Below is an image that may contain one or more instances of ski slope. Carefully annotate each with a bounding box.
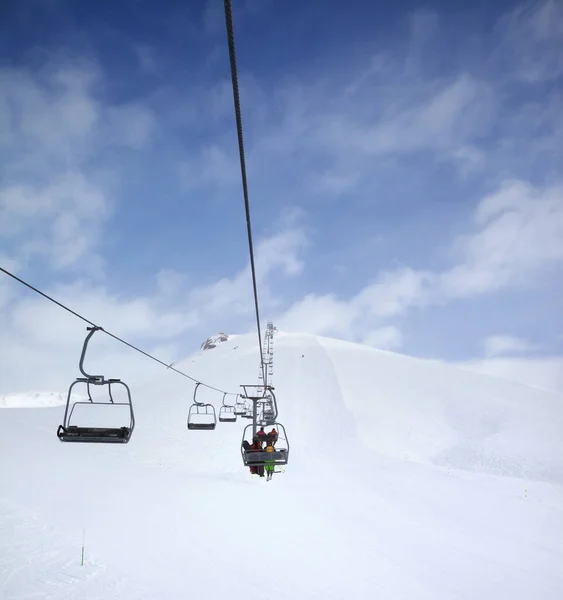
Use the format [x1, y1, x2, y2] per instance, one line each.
[1, 331, 562, 599]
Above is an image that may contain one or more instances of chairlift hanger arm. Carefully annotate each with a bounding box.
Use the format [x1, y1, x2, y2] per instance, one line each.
[79, 326, 104, 381]
[193, 381, 202, 405]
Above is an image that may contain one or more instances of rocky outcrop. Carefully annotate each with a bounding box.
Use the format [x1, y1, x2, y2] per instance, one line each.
[200, 333, 229, 350]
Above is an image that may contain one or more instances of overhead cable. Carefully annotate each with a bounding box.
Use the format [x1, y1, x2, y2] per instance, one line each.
[223, 0, 266, 381]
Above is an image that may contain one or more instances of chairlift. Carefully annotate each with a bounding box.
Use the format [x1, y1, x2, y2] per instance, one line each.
[218, 393, 237, 423]
[239, 397, 254, 419]
[234, 395, 246, 416]
[241, 422, 289, 467]
[262, 391, 278, 424]
[57, 327, 135, 444]
[219, 405, 237, 422]
[187, 382, 217, 430]
[263, 403, 275, 424]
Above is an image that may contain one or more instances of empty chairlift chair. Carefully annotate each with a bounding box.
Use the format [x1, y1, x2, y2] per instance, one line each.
[57, 326, 135, 444]
[218, 393, 237, 423]
[262, 402, 275, 425]
[187, 382, 217, 430]
[234, 395, 246, 416]
[259, 390, 278, 426]
[242, 404, 254, 419]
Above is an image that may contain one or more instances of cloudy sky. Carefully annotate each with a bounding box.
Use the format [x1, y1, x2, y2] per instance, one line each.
[1, 0, 562, 395]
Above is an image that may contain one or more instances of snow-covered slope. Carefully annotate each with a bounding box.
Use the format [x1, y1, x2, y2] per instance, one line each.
[1, 332, 562, 599]
[0, 391, 66, 408]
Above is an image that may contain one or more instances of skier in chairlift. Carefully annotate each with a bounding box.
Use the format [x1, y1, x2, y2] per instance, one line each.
[264, 440, 275, 481]
[267, 427, 278, 447]
[252, 437, 265, 477]
[257, 426, 267, 446]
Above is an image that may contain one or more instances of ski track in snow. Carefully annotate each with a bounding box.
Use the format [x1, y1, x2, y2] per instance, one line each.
[1, 331, 563, 599]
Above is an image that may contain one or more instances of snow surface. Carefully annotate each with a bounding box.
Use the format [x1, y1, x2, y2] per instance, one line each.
[1, 331, 563, 599]
[0, 391, 66, 408]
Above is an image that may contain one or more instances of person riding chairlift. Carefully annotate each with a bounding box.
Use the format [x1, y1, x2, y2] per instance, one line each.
[264, 440, 275, 481]
[243, 436, 261, 475]
[267, 427, 278, 447]
[256, 427, 267, 447]
[250, 436, 265, 477]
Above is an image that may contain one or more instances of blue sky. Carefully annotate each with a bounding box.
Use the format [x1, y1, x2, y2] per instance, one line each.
[1, 0, 563, 394]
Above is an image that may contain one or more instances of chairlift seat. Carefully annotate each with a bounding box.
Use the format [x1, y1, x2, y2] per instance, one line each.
[57, 425, 132, 443]
[243, 449, 287, 466]
[187, 393, 217, 431]
[219, 405, 237, 423]
[187, 422, 216, 431]
[219, 414, 237, 423]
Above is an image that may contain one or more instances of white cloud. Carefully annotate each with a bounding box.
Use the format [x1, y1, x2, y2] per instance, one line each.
[254, 228, 308, 278]
[0, 218, 309, 394]
[367, 75, 491, 154]
[408, 8, 440, 43]
[277, 178, 563, 344]
[0, 62, 101, 174]
[354, 268, 435, 318]
[179, 144, 239, 190]
[107, 103, 157, 150]
[156, 269, 188, 297]
[277, 293, 358, 337]
[362, 326, 403, 350]
[442, 180, 563, 297]
[276, 270, 428, 342]
[0, 173, 111, 272]
[458, 355, 563, 395]
[451, 145, 485, 176]
[310, 170, 360, 196]
[202, 0, 225, 35]
[495, 0, 563, 82]
[304, 73, 495, 185]
[188, 224, 309, 317]
[170, 0, 562, 206]
[181, 46, 499, 203]
[132, 44, 157, 74]
[483, 335, 535, 358]
[8, 282, 195, 345]
[0, 58, 158, 280]
[0, 60, 156, 170]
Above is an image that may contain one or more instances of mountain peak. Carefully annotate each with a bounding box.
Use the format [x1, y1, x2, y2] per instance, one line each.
[200, 332, 230, 350]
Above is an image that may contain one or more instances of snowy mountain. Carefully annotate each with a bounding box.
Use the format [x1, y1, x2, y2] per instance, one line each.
[1, 332, 562, 599]
[200, 332, 230, 350]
